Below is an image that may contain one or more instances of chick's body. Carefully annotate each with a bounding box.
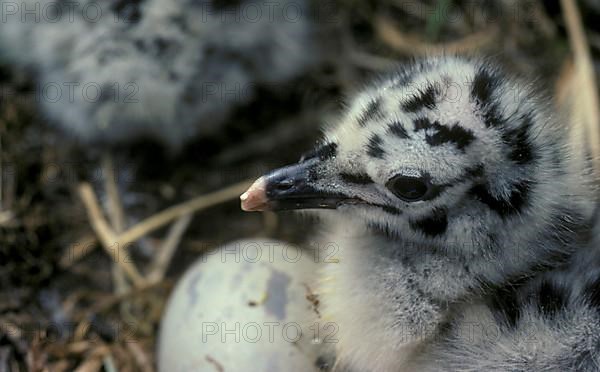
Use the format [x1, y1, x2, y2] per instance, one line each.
[0, 0, 315, 148]
[242, 56, 599, 371]
[161, 56, 599, 371]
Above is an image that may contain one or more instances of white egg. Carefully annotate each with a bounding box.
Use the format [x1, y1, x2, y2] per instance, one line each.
[158, 240, 327, 371]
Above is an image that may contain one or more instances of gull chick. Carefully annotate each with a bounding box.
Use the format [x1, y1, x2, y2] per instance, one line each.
[242, 56, 599, 371]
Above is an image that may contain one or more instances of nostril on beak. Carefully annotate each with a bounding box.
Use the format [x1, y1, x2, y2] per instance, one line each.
[275, 180, 294, 191]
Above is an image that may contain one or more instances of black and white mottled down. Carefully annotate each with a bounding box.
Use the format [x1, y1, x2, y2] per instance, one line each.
[0, 0, 315, 148]
[252, 56, 599, 371]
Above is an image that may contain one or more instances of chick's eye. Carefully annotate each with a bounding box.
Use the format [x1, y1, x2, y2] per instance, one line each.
[386, 175, 430, 202]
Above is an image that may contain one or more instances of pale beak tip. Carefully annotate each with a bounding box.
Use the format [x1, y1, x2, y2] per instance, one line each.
[240, 177, 268, 212]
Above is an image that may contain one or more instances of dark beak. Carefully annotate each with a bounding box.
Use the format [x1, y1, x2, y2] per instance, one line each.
[241, 159, 352, 211]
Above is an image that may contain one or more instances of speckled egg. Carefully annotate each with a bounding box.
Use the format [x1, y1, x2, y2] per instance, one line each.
[158, 240, 327, 371]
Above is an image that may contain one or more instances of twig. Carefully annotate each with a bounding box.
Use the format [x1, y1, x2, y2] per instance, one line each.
[125, 342, 154, 372]
[78, 183, 144, 286]
[116, 180, 251, 246]
[45, 341, 91, 357]
[146, 213, 193, 283]
[101, 153, 131, 323]
[375, 15, 499, 55]
[73, 356, 103, 372]
[79, 180, 250, 286]
[391, 0, 432, 21]
[59, 234, 97, 269]
[348, 50, 398, 71]
[84, 280, 172, 317]
[102, 154, 126, 233]
[555, 59, 590, 151]
[561, 0, 600, 174]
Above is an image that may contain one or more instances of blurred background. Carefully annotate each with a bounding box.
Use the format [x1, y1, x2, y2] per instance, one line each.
[0, 0, 599, 370]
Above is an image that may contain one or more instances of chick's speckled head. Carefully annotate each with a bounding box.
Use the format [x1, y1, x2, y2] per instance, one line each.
[242, 56, 593, 254]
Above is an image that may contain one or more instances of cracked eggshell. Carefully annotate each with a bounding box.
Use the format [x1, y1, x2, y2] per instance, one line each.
[158, 240, 323, 372]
